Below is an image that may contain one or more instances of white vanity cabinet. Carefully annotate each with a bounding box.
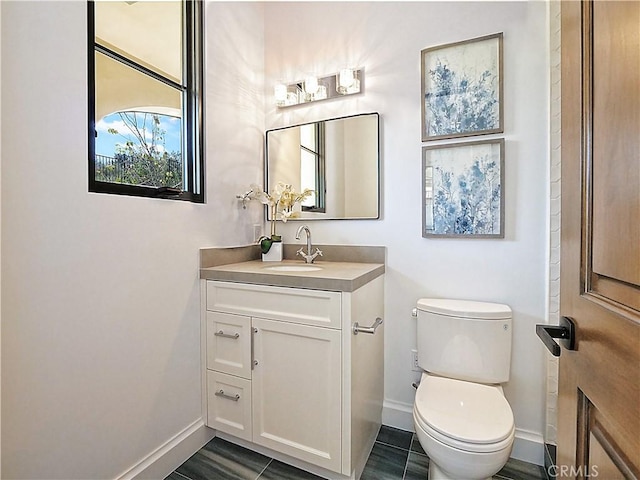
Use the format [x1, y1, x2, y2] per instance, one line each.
[201, 274, 384, 479]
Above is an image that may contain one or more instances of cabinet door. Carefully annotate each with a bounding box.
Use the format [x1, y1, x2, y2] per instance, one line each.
[252, 317, 342, 473]
[206, 311, 252, 379]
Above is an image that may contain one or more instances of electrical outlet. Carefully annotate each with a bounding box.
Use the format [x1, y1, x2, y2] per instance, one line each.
[411, 349, 420, 371]
[253, 224, 262, 242]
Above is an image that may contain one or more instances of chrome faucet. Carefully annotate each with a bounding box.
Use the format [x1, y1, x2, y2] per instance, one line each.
[295, 225, 323, 264]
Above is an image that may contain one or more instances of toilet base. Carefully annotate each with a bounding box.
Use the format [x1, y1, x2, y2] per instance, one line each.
[429, 461, 491, 480]
[413, 406, 513, 480]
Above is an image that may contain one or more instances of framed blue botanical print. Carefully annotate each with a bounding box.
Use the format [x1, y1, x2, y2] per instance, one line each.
[422, 139, 505, 238]
[421, 33, 503, 142]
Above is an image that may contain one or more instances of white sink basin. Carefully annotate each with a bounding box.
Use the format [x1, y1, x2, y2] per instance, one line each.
[264, 265, 323, 272]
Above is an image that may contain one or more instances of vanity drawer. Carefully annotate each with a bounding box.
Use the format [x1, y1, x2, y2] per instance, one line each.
[206, 281, 342, 329]
[206, 311, 252, 379]
[207, 371, 252, 441]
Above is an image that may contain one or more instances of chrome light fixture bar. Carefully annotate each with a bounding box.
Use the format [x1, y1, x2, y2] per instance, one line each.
[275, 68, 363, 108]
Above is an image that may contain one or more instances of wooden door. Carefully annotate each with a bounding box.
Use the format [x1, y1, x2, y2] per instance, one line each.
[559, 1, 640, 479]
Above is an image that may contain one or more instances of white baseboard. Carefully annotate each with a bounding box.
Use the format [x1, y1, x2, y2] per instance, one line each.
[510, 428, 545, 466]
[381, 399, 415, 432]
[115, 419, 215, 480]
[382, 400, 545, 466]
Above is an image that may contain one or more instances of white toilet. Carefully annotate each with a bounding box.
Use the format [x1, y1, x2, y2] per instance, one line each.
[413, 298, 515, 480]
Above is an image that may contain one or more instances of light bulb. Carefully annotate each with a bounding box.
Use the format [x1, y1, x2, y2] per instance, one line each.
[339, 68, 355, 89]
[304, 75, 319, 95]
[315, 85, 328, 100]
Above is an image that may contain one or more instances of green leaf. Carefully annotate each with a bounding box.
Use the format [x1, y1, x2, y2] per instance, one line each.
[260, 237, 273, 254]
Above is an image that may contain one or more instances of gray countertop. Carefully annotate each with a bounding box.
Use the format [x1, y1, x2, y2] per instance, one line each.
[200, 259, 385, 292]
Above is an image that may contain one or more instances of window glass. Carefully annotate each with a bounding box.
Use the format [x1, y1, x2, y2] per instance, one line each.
[95, 111, 183, 188]
[94, 51, 183, 188]
[94, 51, 182, 122]
[94, 1, 182, 83]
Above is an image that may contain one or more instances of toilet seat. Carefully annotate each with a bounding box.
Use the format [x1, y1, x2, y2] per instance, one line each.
[414, 373, 515, 453]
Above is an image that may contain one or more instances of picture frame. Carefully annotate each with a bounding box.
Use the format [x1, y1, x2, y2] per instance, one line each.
[422, 138, 505, 238]
[421, 33, 503, 142]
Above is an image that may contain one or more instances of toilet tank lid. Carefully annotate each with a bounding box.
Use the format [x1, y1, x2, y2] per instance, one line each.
[417, 298, 511, 320]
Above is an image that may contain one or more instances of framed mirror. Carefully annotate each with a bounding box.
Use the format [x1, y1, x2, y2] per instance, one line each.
[265, 113, 380, 220]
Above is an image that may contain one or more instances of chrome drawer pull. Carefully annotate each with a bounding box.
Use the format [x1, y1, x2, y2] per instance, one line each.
[214, 330, 239, 339]
[353, 317, 383, 335]
[214, 389, 240, 401]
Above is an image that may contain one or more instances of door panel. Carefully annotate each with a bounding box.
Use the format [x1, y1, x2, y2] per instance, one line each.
[588, 434, 625, 480]
[559, 1, 640, 478]
[590, 0, 640, 310]
[251, 317, 342, 472]
[591, 1, 640, 290]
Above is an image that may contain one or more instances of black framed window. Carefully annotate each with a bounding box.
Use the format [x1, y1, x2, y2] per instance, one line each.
[88, 0, 204, 202]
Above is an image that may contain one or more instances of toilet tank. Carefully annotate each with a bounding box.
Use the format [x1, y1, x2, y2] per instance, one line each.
[416, 298, 512, 384]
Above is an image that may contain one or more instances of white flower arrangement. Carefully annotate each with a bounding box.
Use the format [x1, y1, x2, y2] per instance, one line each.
[248, 182, 314, 252]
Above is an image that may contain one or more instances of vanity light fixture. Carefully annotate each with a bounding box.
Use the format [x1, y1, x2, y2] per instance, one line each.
[275, 67, 364, 108]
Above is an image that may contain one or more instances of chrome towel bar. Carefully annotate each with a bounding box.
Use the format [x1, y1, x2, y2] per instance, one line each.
[353, 317, 383, 335]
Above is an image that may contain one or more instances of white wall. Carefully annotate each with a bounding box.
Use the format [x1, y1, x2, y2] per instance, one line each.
[0, 2, 264, 479]
[264, 1, 549, 464]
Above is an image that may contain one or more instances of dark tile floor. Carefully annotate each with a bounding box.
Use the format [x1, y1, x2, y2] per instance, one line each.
[167, 425, 547, 480]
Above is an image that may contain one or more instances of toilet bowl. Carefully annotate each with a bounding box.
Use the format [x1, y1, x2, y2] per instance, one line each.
[413, 373, 515, 480]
